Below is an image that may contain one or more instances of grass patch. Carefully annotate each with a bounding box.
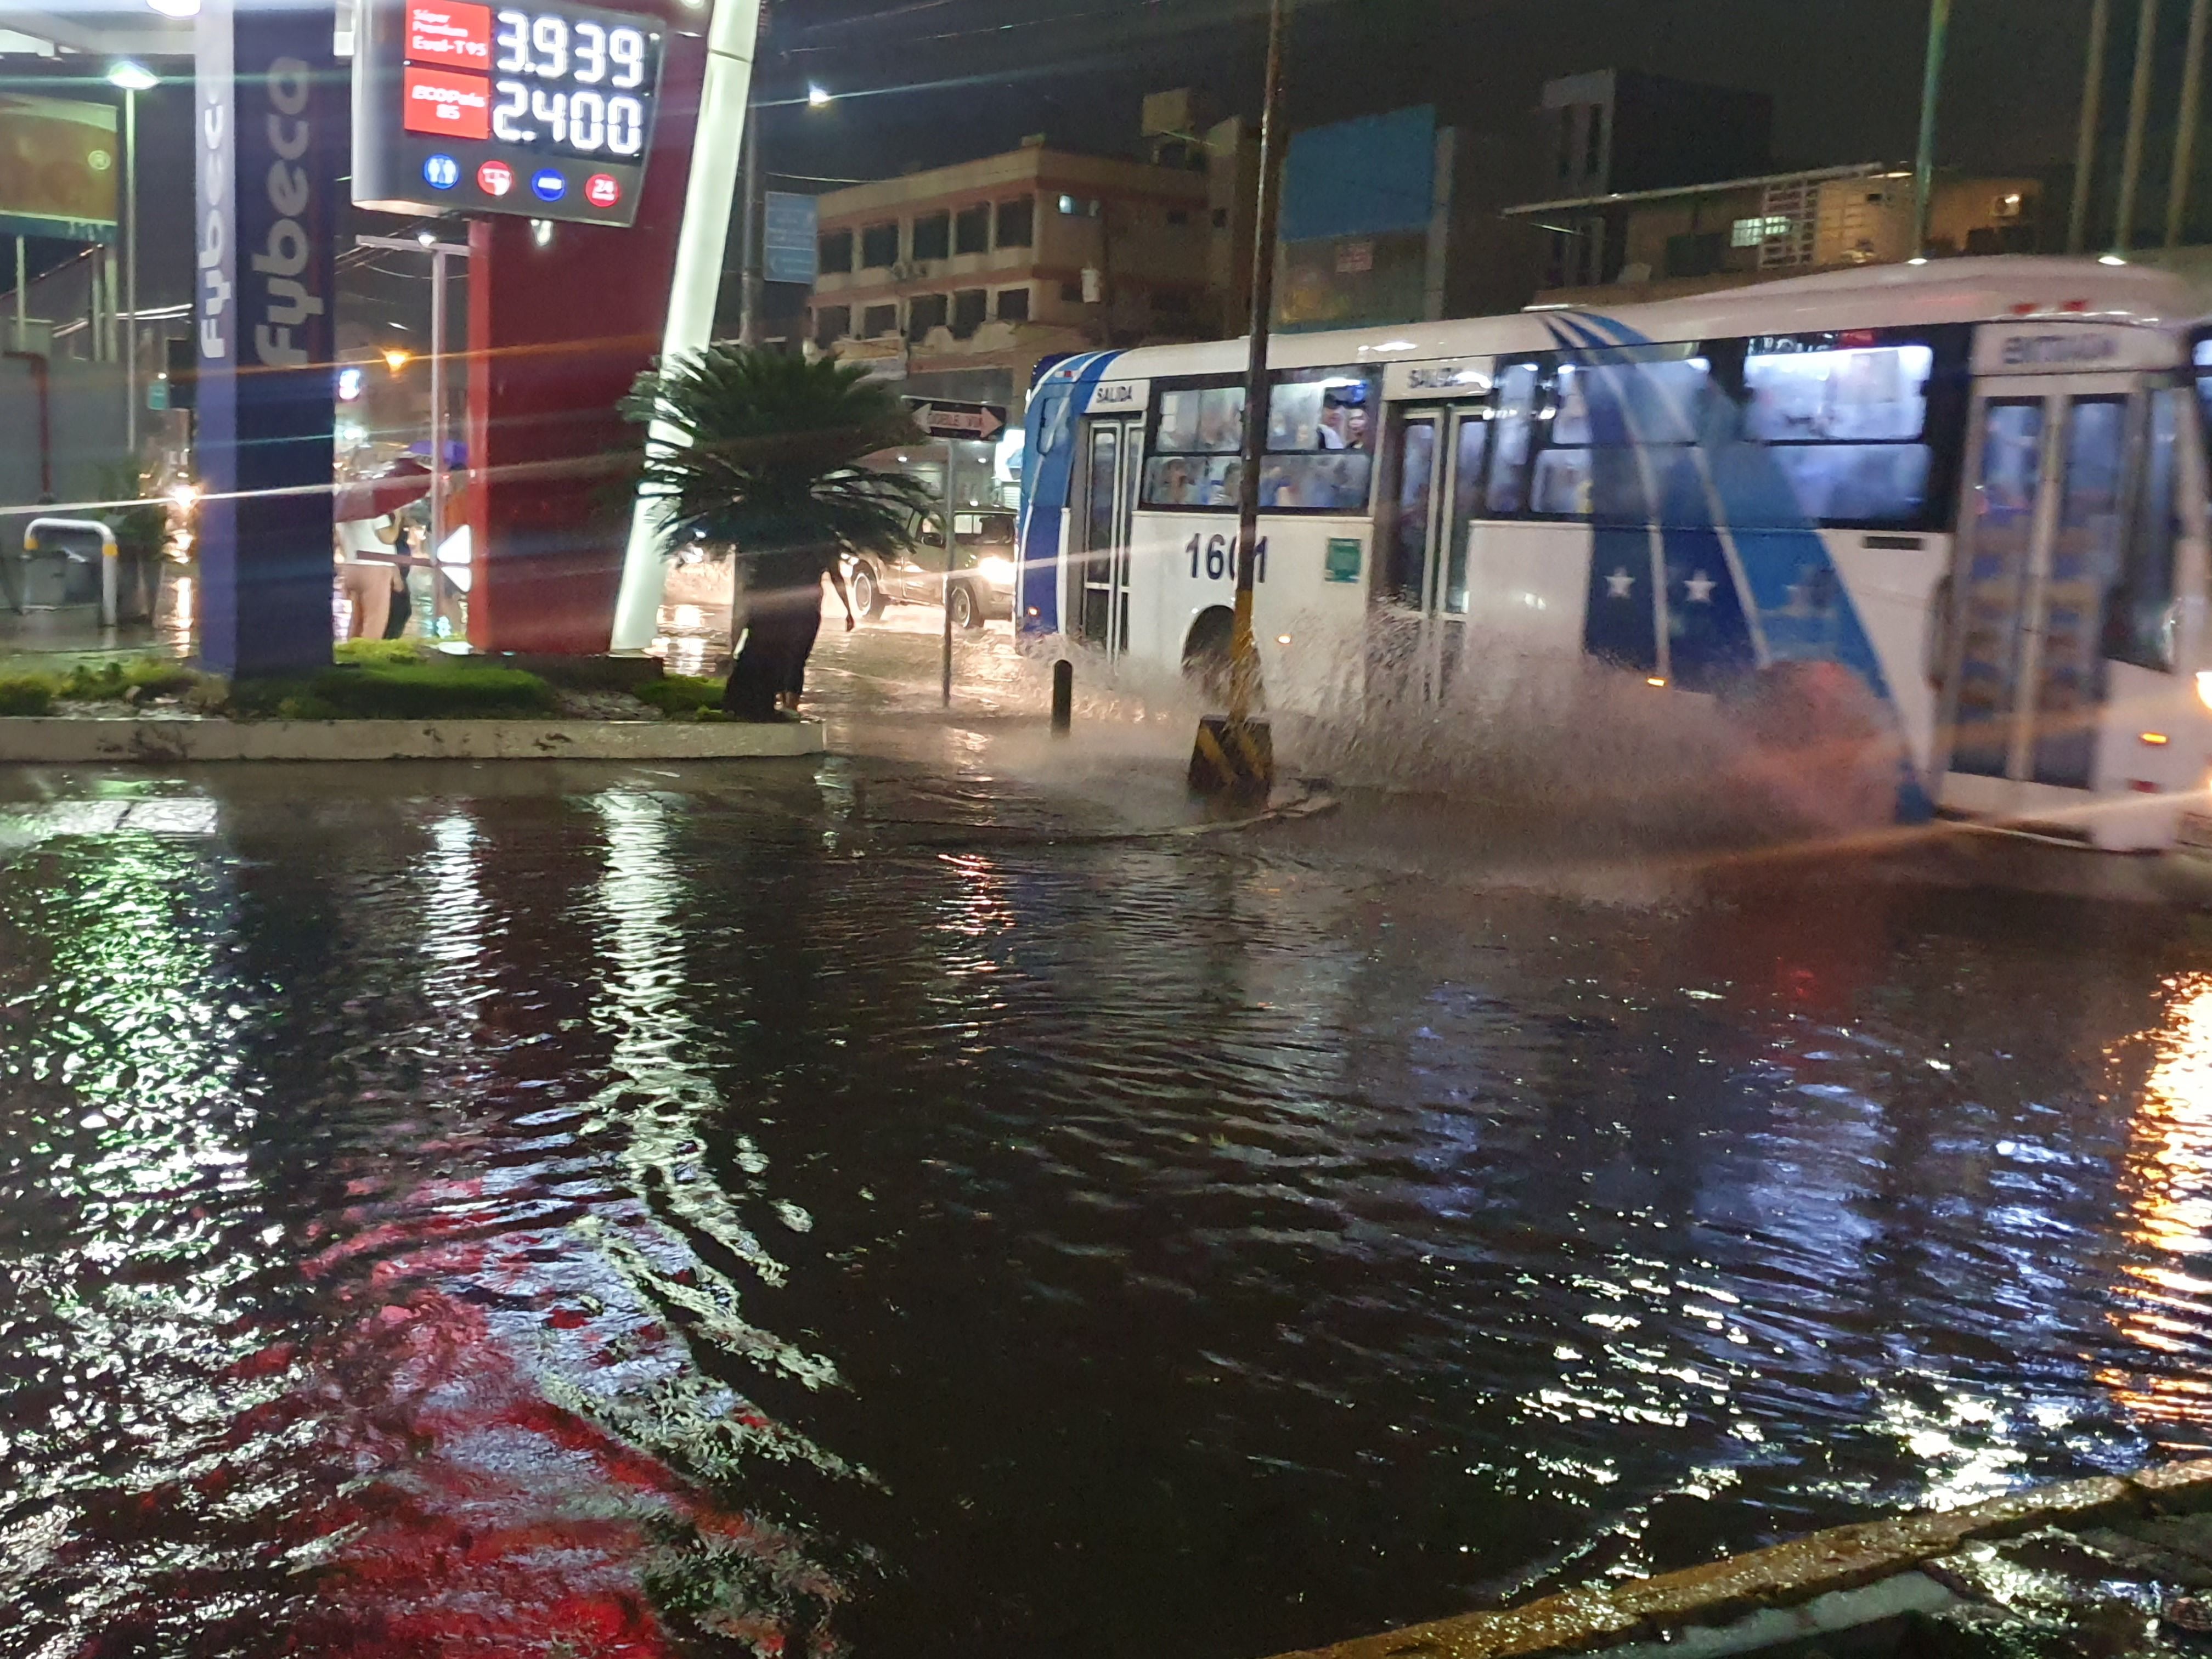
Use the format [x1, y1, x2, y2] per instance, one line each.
[58, 658, 201, 701]
[0, 675, 55, 716]
[334, 637, 434, 667]
[229, 659, 558, 721]
[633, 674, 724, 718]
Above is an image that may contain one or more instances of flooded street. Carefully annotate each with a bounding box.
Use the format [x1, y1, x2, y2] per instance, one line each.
[9, 620, 2212, 1658]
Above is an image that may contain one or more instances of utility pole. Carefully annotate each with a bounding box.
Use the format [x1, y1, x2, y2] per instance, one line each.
[2071, 0, 2113, 252]
[737, 0, 768, 346]
[1912, 0, 1952, 253]
[1191, 0, 1287, 795]
[2170, 0, 2211, 246]
[2115, 0, 2161, 252]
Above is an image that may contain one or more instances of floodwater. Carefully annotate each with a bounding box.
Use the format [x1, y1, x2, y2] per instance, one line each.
[11, 652, 2212, 1658]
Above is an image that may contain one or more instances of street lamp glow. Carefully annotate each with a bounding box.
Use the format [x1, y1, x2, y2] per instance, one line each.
[382, 347, 411, 372]
[416, 229, 437, 247]
[2101, 252, 2129, 266]
[106, 61, 159, 92]
[808, 84, 833, 108]
[144, 0, 199, 15]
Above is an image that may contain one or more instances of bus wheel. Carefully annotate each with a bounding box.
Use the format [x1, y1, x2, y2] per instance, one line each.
[1183, 608, 1235, 706]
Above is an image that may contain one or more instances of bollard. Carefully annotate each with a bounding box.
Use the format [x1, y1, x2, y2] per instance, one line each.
[1052, 658, 1073, 733]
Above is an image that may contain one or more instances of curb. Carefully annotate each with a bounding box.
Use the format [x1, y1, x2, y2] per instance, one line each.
[0, 717, 825, 764]
[1267, 1463, 2212, 1659]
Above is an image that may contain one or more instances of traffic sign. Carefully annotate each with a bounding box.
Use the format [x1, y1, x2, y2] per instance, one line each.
[906, 399, 1007, 441]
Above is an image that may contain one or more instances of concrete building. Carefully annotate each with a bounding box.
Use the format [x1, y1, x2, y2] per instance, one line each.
[807, 99, 1244, 414]
[1503, 165, 2042, 306]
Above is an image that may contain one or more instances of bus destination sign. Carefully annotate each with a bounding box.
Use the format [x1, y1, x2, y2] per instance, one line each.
[352, 0, 665, 228]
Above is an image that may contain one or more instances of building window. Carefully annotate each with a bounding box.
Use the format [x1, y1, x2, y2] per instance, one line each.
[1166, 208, 1189, 227]
[860, 222, 899, 269]
[1583, 103, 1604, 178]
[952, 288, 988, 338]
[1212, 207, 1229, 230]
[955, 203, 991, 255]
[911, 210, 950, 262]
[1057, 193, 1102, 217]
[907, 294, 948, 339]
[863, 303, 899, 338]
[996, 195, 1034, 247]
[817, 230, 853, 274]
[1731, 215, 1796, 248]
[814, 305, 851, 346]
[995, 286, 1030, 323]
[1060, 280, 1084, 303]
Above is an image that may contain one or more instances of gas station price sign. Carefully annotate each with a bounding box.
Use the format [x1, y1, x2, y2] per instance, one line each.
[353, 0, 665, 227]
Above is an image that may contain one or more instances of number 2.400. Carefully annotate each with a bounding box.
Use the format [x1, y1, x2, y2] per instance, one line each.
[1187, 534, 1267, 582]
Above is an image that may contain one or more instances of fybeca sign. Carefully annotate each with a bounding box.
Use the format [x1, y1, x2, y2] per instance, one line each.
[196, 0, 340, 677]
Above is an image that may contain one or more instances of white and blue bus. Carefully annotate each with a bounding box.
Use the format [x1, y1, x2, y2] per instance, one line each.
[1016, 256, 2212, 850]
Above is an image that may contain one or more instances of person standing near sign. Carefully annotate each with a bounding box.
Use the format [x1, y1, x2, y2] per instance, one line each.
[335, 513, 404, 640]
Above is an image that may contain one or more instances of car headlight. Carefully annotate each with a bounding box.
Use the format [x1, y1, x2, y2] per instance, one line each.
[976, 555, 1015, 588]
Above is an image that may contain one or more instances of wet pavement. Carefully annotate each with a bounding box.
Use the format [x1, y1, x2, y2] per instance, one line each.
[12, 614, 2212, 1659]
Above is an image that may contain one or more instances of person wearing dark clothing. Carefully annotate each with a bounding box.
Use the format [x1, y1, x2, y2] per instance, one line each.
[724, 547, 854, 721]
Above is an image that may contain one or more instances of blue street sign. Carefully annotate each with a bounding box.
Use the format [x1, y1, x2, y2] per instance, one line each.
[423, 154, 460, 190]
[194, 0, 340, 678]
[764, 191, 819, 285]
[531, 169, 566, 202]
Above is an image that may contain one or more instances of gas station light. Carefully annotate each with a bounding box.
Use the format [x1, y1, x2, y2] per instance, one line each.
[106, 61, 159, 92]
[808, 84, 833, 108]
[144, 0, 198, 14]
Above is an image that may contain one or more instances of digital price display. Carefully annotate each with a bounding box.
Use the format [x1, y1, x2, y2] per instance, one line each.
[352, 0, 665, 228]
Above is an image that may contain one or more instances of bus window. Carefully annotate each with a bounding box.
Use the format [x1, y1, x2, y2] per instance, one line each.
[1739, 331, 1944, 528]
[1486, 362, 1541, 514]
[1142, 368, 1379, 513]
[2107, 386, 2181, 673]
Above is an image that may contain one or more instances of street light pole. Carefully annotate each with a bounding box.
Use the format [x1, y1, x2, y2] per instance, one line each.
[1231, 0, 1288, 732]
[1912, 0, 1951, 254]
[2070, 0, 2113, 252]
[1190, 0, 1287, 795]
[2115, 0, 2160, 252]
[123, 85, 137, 464]
[106, 64, 158, 466]
[738, 99, 763, 346]
[2169, 0, 2211, 246]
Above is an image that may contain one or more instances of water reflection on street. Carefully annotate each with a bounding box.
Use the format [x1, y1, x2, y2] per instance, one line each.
[9, 757, 2212, 1659]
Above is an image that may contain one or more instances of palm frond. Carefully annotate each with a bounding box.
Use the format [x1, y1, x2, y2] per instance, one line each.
[623, 347, 935, 563]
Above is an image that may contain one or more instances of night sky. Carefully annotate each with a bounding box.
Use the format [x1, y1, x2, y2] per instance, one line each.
[759, 0, 2103, 190]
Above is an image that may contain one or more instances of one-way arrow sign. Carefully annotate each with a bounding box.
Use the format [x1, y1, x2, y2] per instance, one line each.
[906, 399, 1007, 442]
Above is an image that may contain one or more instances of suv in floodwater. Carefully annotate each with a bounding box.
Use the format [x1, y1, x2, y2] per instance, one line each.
[845, 509, 1017, 631]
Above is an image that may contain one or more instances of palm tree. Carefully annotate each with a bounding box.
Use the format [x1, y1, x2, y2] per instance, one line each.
[624, 347, 931, 717]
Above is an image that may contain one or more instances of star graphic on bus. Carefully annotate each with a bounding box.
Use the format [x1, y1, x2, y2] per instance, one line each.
[1685, 571, 1716, 603]
[1606, 568, 1635, 599]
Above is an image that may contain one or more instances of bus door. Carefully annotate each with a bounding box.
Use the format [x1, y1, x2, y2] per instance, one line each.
[1073, 415, 1143, 656]
[1936, 371, 2191, 823]
[1380, 403, 1491, 698]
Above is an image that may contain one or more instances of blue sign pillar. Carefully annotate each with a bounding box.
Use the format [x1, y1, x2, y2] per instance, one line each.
[195, 0, 341, 678]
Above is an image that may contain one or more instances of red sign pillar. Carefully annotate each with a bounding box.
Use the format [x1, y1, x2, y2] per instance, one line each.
[463, 3, 707, 655]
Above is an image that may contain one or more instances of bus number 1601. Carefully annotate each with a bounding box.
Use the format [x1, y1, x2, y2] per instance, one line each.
[1187, 534, 1267, 583]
